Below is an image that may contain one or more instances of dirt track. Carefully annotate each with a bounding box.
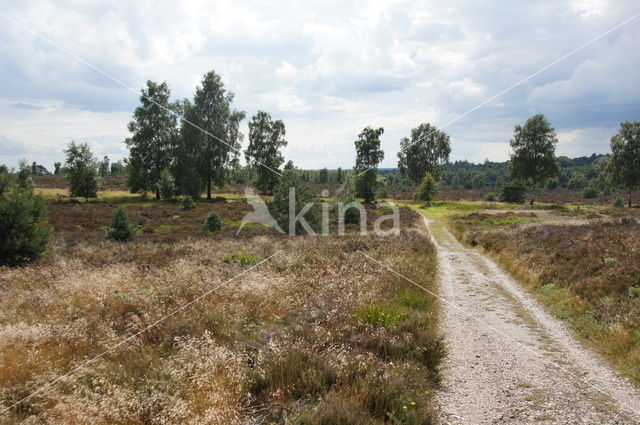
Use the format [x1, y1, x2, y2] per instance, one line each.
[422, 216, 640, 424]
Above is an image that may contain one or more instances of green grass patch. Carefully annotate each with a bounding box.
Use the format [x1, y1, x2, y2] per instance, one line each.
[355, 303, 405, 328]
[222, 252, 261, 267]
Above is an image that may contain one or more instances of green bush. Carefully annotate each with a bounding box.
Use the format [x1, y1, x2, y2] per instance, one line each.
[500, 180, 526, 203]
[202, 212, 222, 233]
[0, 186, 53, 265]
[270, 170, 319, 234]
[106, 207, 138, 242]
[158, 169, 176, 199]
[181, 195, 196, 210]
[414, 173, 438, 202]
[614, 196, 625, 208]
[582, 186, 599, 199]
[484, 192, 497, 202]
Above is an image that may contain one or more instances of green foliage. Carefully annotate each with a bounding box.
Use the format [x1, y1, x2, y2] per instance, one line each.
[64, 141, 100, 200]
[354, 127, 385, 203]
[158, 169, 176, 199]
[336, 167, 344, 184]
[317, 167, 329, 184]
[398, 122, 451, 184]
[336, 175, 361, 224]
[106, 207, 138, 242]
[0, 182, 53, 266]
[509, 114, 560, 187]
[222, 252, 261, 266]
[484, 192, 497, 202]
[582, 186, 599, 199]
[53, 162, 62, 175]
[500, 180, 527, 203]
[414, 173, 439, 202]
[16, 159, 34, 189]
[245, 110, 287, 194]
[609, 121, 640, 207]
[270, 170, 319, 234]
[99, 156, 110, 177]
[181, 195, 197, 210]
[202, 211, 222, 233]
[567, 172, 587, 189]
[613, 196, 625, 208]
[180, 71, 245, 199]
[127, 80, 179, 199]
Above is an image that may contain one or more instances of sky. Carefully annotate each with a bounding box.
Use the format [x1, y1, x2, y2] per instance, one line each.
[0, 0, 639, 171]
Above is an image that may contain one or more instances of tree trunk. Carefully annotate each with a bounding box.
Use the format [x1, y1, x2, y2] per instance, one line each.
[156, 188, 160, 200]
[629, 190, 633, 208]
[207, 178, 212, 199]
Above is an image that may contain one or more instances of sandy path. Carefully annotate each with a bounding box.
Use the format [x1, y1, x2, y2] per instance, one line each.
[422, 216, 640, 424]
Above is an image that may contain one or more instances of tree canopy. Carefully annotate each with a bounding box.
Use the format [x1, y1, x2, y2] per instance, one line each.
[245, 110, 287, 195]
[609, 121, 640, 207]
[509, 114, 560, 187]
[354, 126, 385, 203]
[398, 123, 451, 184]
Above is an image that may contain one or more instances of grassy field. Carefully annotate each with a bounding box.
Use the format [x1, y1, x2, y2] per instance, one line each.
[0, 195, 444, 424]
[416, 200, 640, 385]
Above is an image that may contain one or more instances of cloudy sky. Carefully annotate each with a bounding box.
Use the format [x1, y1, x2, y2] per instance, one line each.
[0, 0, 639, 170]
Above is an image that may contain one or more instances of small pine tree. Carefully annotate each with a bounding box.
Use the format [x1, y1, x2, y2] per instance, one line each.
[181, 195, 197, 210]
[106, 207, 138, 242]
[65, 142, 100, 200]
[500, 180, 527, 203]
[414, 173, 439, 202]
[202, 212, 222, 233]
[16, 159, 34, 189]
[159, 169, 176, 199]
[0, 184, 53, 265]
[484, 192, 497, 202]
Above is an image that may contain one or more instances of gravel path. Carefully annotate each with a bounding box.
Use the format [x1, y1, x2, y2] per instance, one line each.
[422, 216, 640, 424]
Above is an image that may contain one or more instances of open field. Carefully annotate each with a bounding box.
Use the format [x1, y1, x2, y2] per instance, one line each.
[415, 200, 640, 386]
[0, 196, 444, 424]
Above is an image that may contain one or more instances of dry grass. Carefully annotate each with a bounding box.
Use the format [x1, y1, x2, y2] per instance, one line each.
[449, 210, 640, 384]
[0, 199, 443, 424]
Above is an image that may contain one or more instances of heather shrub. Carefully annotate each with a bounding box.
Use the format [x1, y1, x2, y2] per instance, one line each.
[106, 207, 138, 241]
[0, 186, 53, 265]
[202, 211, 222, 233]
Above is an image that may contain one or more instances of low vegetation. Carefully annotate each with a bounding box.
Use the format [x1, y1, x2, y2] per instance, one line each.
[0, 196, 443, 424]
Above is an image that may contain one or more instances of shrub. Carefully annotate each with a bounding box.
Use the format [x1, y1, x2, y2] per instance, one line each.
[181, 195, 197, 210]
[500, 180, 526, 203]
[336, 176, 362, 225]
[106, 207, 138, 242]
[414, 173, 438, 202]
[614, 196, 625, 208]
[159, 169, 176, 199]
[582, 186, 599, 199]
[202, 212, 222, 233]
[0, 186, 53, 265]
[484, 192, 497, 202]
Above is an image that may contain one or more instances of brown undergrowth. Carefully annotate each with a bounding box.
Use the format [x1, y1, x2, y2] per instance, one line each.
[449, 210, 640, 385]
[0, 201, 443, 424]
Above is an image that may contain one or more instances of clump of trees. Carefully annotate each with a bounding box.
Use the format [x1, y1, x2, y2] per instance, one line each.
[0, 169, 53, 265]
[398, 122, 451, 201]
[508, 114, 559, 203]
[269, 170, 319, 234]
[245, 111, 287, 195]
[609, 121, 640, 207]
[354, 127, 385, 203]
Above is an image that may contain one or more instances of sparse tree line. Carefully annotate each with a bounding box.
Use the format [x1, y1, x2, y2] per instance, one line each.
[1, 76, 639, 266]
